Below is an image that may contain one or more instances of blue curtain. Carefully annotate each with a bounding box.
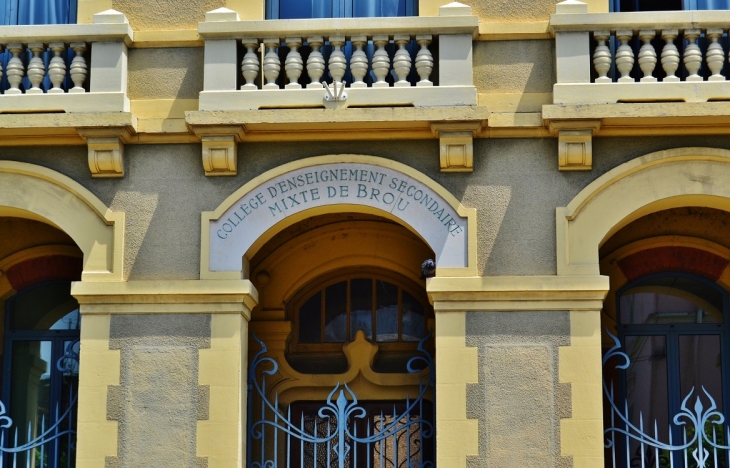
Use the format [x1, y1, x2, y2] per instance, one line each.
[695, 0, 730, 9]
[0, 0, 76, 25]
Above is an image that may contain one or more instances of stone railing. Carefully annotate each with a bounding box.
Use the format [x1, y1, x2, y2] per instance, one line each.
[197, 4, 478, 110]
[550, 0, 730, 104]
[0, 9, 132, 113]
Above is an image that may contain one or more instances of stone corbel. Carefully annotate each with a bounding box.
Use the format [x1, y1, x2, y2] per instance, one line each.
[191, 125, 245, 176]
[549, 120, 601, 171]
[78, 127, 133, 178]
[431, 121, 483, 173]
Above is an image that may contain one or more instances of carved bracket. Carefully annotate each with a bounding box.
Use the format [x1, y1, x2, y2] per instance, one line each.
[190, 125, 245, 176]
[78, 127, 132, 178]
[431, 121, 483, 173]
[549, 120, 601, 171]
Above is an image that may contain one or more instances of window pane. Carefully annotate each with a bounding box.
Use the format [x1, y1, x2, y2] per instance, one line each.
[9, 341, 52, 467]
[623, 336, 671, 452]
[325, 282, 347, 342]
[620, 276, 724, 325]
[376, 281, 398, 342]
[402, 290, 424, 341]
[299, 291, 322, 343]
[679, 334, 723, 412]
[11, 283, 79, 330]
[350, 279, 372, 340]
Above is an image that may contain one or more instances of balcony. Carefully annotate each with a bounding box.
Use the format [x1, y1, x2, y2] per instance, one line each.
[0, 9, 131, 113]
[187, 4, 487, 176]
[195, 5, 478, 111]
[550, 1, 730, 105]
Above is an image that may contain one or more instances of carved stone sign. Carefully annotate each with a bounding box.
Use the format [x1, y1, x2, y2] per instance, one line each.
[209, 162, 468, 271]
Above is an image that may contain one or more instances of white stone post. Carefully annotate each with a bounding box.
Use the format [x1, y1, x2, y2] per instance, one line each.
[707, 29, 725, 81]
[284, 37, 303, 89]
[415, 35, 434, 87]
[438, 2, 473, 86]
[638, 31, 657, 82]
[5, 44, 24, 95]
[201, 8, 240, 92]
[371, 36, 391, 88]
[89, 10, 129, 96]
[393, 35, 412, 87]
[69, 43, 88, 93]
[684, 29, 702, 82]
[554, 0, 591, 84]
[241, 39, 260, 90]
[26, 43, 46, 94]
[328, 36, 347, 83]
[262, 38, 281, 89]
[592, 32, 611, 83]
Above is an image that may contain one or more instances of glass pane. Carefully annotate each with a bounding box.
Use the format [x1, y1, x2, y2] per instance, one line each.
[376, 281, 398, 342]
[8, 341, 52, 467]
[350, 279, 372, 340]
[59, 340, 79, 468]
[402, 290, 425, 341]
[623, 336, 670, 444]
[620, 276, 724, 325]
[325, 282, 347, 342]
[10, 283, 79, 330]
[679, 334, 723, 412]
[51, 308, 80, 331]
[299, 291, 322, 343]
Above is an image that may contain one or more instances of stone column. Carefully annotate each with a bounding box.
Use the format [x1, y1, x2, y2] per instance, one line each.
[72, 279, 258, 468]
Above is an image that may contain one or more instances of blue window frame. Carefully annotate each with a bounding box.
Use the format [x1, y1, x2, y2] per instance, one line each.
[267, 0, 417, 19]
[1, 281, 80, 467]
[610, 272, 730, 466]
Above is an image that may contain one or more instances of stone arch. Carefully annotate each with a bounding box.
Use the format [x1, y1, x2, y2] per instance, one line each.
[0, 161, 124, 281]
[557, 147, 730, 277]
[202, 155, 477, 279]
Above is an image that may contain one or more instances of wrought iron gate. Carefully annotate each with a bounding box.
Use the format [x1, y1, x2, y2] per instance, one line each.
[247, 335, 435, 468]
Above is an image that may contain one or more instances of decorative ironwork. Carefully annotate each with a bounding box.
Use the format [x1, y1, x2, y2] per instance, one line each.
[0, 339, 79, 468]
[247, 333, 435, 468]
[604, 330, 730, 467]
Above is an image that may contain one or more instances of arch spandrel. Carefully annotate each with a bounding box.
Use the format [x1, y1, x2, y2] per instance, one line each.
[0, 161, 123, 281]
[202, 155, 477, 279]
[558, 147, 730, 277]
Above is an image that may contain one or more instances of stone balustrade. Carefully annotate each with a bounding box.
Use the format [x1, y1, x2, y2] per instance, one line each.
[550, 0, 730, 104]
[0, 9, 132, 113]
[198, 5, 478, 110]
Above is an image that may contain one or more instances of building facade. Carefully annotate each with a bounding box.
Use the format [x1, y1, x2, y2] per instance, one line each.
[1, 0, 730, 466]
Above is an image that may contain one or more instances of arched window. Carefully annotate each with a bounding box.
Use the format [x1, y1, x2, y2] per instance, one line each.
[605, 272, 730, 466]
[1, 281, 80, 466]
[290, 269, 431, 354]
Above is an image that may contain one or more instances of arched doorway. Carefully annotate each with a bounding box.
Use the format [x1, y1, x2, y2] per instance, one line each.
[599, 207, 730, 467]
[247, 212, 437, 467]
[557, 148, 730, 467]
[0, 217, 83, 466]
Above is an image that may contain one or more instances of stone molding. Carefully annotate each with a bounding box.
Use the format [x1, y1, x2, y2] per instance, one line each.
[548, 120, 600, 171]
[431, 121, 483, 173]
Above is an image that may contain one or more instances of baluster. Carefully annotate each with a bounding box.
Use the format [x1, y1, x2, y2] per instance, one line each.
[6, 44, 24, 94]
[69, 43, 87, 93]
[661, 30, 680, 82]
[47, 43, 67, 93]
[593, 31, 612, 83]
[707, 29, 725, 81]
[615, 31, 635, 82]
[307, 36, 325, 88]
[263, 38, 281, 89]
[638, 30, 657, 82]
[27, 43, 46, 94]
[393, 35, 412, 87]
[350, 36, 368, 88]
[0, 46, 4, 88]
[285, 37, 303, 89]
[415, 34, 433, 86]
[241, 39, 260, 90]
[684, 29, 702, 81]
[328, 36, 346, 83]
[372, 35, 390, 88]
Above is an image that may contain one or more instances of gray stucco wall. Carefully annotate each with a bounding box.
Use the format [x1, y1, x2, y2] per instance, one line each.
[465, 311, 572, 467]
[106, 314, 211, 468]
[6, 136, 730, 280]
[128, 48, 205, 100]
